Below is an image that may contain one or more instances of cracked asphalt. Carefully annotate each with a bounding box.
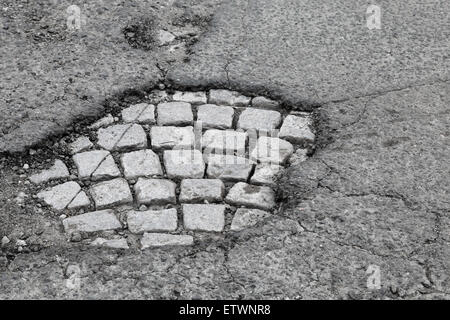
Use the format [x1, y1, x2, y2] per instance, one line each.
[1, 0, 449, 299]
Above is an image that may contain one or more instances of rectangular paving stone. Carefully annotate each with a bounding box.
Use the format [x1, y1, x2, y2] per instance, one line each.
[134, 178, 177, 205]
[251, 96, 279, 109]
[120, 149, 163, 179]
[209, 89, 251, 107]
[197, 104, 234, 129]
[202, 129, 247, 153]
[163, 149, 205, 179]
[206, 154, 254, 182]
[63, 209, 122, 234]
[237, 108, 282, 131]
[141, 233, 194, 248]
[250, 136, 294, 164]
[250, 163, 283, 186]
[73, 150, 121, 181]
[90, 237, 129, 249]
[121, 103, 156, 124]
[279, 114, 315, 143]
[173, 91, 207, 105]
[183, 204, 225, 232]
[179, 179, 225, 203]
[231, 208, 270, 231]
[157, 102, 193, 126]
[127, 208, 178, 233]
[90, 178, 133, 209]
[150, 126, 194, 150]
[225, 182, 276, 210]
[37, 181, 83, 211]
[30, 159, 70, 184]
[97, 124, 147, 151]
[70, 136, 93, 154]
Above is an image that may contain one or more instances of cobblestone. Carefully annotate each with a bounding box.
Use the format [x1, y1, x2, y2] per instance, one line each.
[202, 129, 247, 153]
[237, 108, 282, 131]
[120, 149, 163, 179]
[73, 150, 121, 180]
[209, 89, 251, 107]
[197, 104, 234, 129]
[183, 204, 225, 232]
[251, 96, 279, 109]
[173, 91, 207, 105]
[163, 149, 205, 179]
[206, 154, 254, 181]
[90, 237, 129, 249]
[90, 178, 133, 209]
[70, 136, 93, 154]
[29, 159, 70, 184]
[141, 233, 194, 248]
[89, 114, 115, 129]
[225, 182, 276, 210]
[230, 208, 271, 231]
[97, 124, 147, 151]
[179, 179, 225, 203]
[157, 102, 193, 126]
[250, 136, 294, 164]
[250, 163, 283, 186]
[67, 191, 91, 210]
[279, 114, 315, 144]
[121, 103, 156, 124]
[62, 209, 121, 234]
[134, 178, 177, 205]
[150, 126, 194, 149]
[37, 181, 86, 211]
[127, 208, 178, 233]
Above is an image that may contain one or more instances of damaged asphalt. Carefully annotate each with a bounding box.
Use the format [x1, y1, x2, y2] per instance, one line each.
[1, 0, 449, 299]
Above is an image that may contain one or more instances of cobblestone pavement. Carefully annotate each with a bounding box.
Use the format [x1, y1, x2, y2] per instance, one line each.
[27, 89, 315, 250]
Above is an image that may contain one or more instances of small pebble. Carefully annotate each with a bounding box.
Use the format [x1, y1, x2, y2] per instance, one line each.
[23, 164, 29, 170]
[1, 236, 10, 247]
[16, 239, 27, 247]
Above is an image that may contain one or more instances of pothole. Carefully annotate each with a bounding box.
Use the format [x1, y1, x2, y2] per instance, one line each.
[20, 88, 316, 250]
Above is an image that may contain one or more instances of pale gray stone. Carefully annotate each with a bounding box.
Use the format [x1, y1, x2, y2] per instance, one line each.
[127, 208, 177, 233]
[150, 126, 195, 150]
[67, 191, 91, 210]
[163, 149, 205, 179]
[1, 236, 10, 247]
[70, 136, 93, 154]
[202, 129, 247, 153]
[209, 89, 251, 107]
[237, 108, 282, 131]
[37, 181, 83, 211]
[197, 104, 234, 129]
[231, 208, 271, 231]
[206, 154, 254, 181]
[179, 179, 225, 203]
[157, 102, 193, 126]
[89, 114, 115, 129]
[173, 91, 207, 105]
[120, 149, 163, 179]
[251, 96, 279, 109]
[288, 148, 309, 165]
[158, 29, 176, 46]
[73, 150, 121, 180]
[97, 124, 147, 151]
[182, 204, 225, 232]
[90, 237, 129, 249]
[30, 159, 70, 184]
[62, 209, 121, 233]
[279, 114, 315, 143]
[250, 136, 294, 164]
[134, 178, 177, 205]
[90, 178, 133, 209]
[141, 233, 193, 248]
[225, 182, 276, 210]
[250, 163, 283, 186]
[121, 103, 156, 124]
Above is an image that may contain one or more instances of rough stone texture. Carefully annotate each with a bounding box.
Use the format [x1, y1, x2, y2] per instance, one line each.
[225, 182, 276, 210]
[90, 178, 133, 209]
[250, 164, 283, 186]
[202, 129, 247, 153]
[69, 137, 93, 154]
[163, 150, 205, 179]
[62, 210, 121, 234]
[206, 154, 254, 181]
[134, 178, 177, 205]
[179, 179, 225, 203]
[173, 91, 207, 105]
[288, 148, 309, 166]
[183, 204, 226, 232]
[251, 96, 279, 109]
[231, 208, 271, 231]
[250, 136, 294, 164]
[127, 209, 178, 233]
[37, 181, 84, 211]
[121, 103, 156, 124]
[67, 192, 91, 210]
[73, 150, 121, 181]
[209, 89, 251, 107]
[141, 233, 194, 249]
[237, 108, 282, 131]
[89, 114, 115, 130]
[29, 159, 70, 184]
[157, 102, 193, 126]
[279, 114, 315, 144]
[120, 150, 163, 179]
[97, 124, 147, 151]
[197, 104, 234, 129]
[150, 126, 195, 150]
[90, 237, 129, 249]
